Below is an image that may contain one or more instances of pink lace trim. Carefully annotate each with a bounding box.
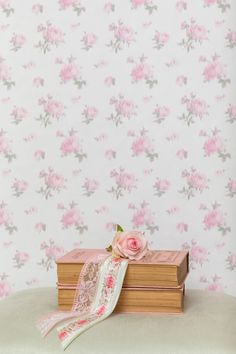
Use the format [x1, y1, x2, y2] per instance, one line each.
[57, 256, 128, 349]
[36, 253, 108, 337]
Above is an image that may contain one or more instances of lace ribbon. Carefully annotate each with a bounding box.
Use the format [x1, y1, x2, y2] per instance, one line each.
[36, 254, 128, 350]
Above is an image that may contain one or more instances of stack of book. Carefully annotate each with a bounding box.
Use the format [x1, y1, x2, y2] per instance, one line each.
[56, 249, 189, 313]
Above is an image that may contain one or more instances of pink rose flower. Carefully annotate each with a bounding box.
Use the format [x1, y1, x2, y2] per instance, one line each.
[61, 135, 80, 155]
[58, 0, 78, 9]
[186, 99, 207, 117]
[106, 275, 114, 288]
[226, 30, 236, 45]
[43, 26, 64, 44]
[112, 230, 148, 260]
[61, 208, 82, 227]
[115, 172, 136, 190]
[204, 136, 224, 155]
[96, 305, 106, 316]
[176, 75, 187, 86]
[203, 61, 224, 81]
[206, 283, 224, 292]
[154, 179, 170, 191]
[45, 172, 65, 189]
[176, 149, 188, 159]
[131, 0, 145, 7]
[132, 136, 151, 155]
[204, 209, 224, 229]
[0, 280, 12, 298]
[204, 0, 217, 5]
[228, 180, 236, 193]
[45, 245, 64, 259]
[132, 207, 153, 228]
[58, 330, 68, 341]
[154, 105, 170, 118]
[82, 33, 97, 47]
[44, 99, 64, 118]
[187, 173, 208, 190]
[115, 99, 136, 117]
[187, 24, 207, 41]
[176, 222, 188, 233]
[34, 150, 45, 160]
[0, 62, 11, 81]
[190, 246, 208, 264]
[115, 25, 134, 43]
[60, 63, 80, 82]
[176, 1, 187, 11]
[131, 63, 152, 81]
[0, 207, 10, 226]
[0, 135, 10, 154]
[11, 34, 26, 48]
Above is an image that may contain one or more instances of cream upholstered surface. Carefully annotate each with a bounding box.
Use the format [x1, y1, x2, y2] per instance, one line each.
[0, 288, 235, 354]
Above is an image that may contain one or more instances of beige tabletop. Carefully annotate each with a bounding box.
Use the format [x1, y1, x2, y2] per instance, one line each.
[0, 288, 235, 354]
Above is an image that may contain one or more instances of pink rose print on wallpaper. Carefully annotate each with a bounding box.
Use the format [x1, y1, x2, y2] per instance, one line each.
[0, 130, 16, 162]
[39, 239, 64, 271]
[130, 56, 157, 88]
[226, 104, 236, 123]
[129, 129, 158, 162]
[58, 0, 85, 16]
[200, 128, 231, 162]
[179, 93, 208, 126]
[201, 202, 231, 236]
[37, 95, 65, 127]
[82, 106, 99, 124]
[107, 94, 137, 126]
[59, 202, 88, 234]
[179, 168, 209, 199]
[226, 30, 236, 48]
[179, 19, 208, 51]
[0, 1, 235, 298]
[11, 106, 28, 125]
[129, 201, 158, 234]
[10, 34, 26, 51]
[59, 130, 87, 162]
[201, 54, 230, 88]
[0, 57, 15, 89]
[107, 21, 136, 53]
[82, 178, 99, 197]
[0, 0, 14, 16]
[130, 0, 158, 14]
[226, 252, 236, 270]
[153, 105, 170, 123]
[226, 179, 236, 198]
[108, 168, 136, 199]
[59, 57, 86, 89]
[153, 31, 169, 50]
[0, 274, 12, 299]
[13, 251, 30, 269]
[182, 239, 209, 269]
[153, 178, 170, 197]
[38, 168, 66, 199]
[203, 0, 230, 13]
[200, 275, 225, 292]
[36, 22, 64, 54]
[32, 4, 43, 14]
[11, 179, 28, 197]
[81, 32, 97, 51]
[0, 202, 17, 234]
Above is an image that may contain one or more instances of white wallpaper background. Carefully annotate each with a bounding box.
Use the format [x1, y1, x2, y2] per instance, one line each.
[0, 0, 236, 298]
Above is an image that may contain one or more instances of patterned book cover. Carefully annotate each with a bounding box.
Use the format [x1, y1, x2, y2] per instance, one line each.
[56, 248, 189, 266]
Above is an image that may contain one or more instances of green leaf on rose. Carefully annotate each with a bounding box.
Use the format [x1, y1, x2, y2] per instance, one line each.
[106, 245, 113, 252]
[116, 224, 124, 232]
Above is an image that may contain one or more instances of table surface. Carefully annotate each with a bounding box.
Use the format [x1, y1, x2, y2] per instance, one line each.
[0, 288, 235, 354]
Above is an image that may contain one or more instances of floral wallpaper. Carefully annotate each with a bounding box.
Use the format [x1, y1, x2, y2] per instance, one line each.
[0, 0, 236, 299]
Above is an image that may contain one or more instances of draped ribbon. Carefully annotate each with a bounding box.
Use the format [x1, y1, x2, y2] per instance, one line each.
[37, 254, 129, 350]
